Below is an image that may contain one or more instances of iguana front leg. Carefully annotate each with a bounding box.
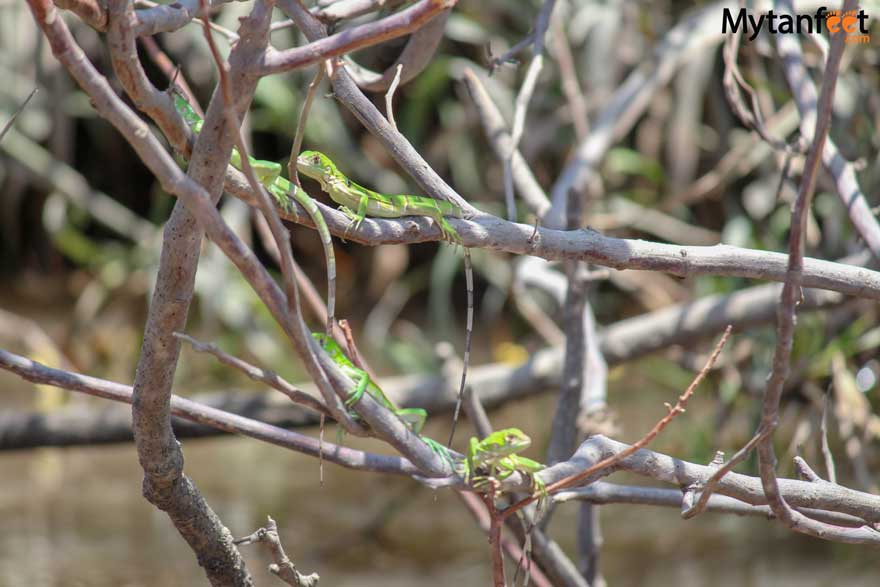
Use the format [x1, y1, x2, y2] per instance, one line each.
[341, 366, 371, 409]
[328, 185, 370, 237]
[353, 191, 370, 231]
[436, 216, 461, 245]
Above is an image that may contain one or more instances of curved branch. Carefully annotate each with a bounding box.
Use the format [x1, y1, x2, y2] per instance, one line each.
[343, 9, 450, 92]
[260, 0, 456, 76]
[55, 0, 108, 30]
[313, 0, 406, 23]
[0, 348, 424, 476]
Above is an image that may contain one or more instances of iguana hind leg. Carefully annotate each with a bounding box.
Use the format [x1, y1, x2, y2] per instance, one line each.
[396, 408, 427, 435]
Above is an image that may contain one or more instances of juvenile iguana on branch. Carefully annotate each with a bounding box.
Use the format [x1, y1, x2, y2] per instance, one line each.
[296, 150, 474, 447]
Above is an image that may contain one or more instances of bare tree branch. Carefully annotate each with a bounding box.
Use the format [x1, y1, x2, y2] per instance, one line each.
[344, 9, 450, 92]
[752, 0, 880, 545]
[217, 183, 880, 301]
[260, 0, 457, 76]
[0, 347, 427, 476]
[555, 482, 869, 528]
[234, 517, 319, 586]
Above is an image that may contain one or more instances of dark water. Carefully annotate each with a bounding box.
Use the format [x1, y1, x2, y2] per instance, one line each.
[1, 393, 877, 586]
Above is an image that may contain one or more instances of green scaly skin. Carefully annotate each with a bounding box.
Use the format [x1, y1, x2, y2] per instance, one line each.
[463, 428, 546, 496]
[297, 150, 474, 448]
[172, 93, 337, 325]
[311, 333, 455, 466]
[296, 150, 464, 243]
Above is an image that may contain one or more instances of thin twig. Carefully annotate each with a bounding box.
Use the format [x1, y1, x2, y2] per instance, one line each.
[457, 491, 554, 587]
[503, 326, 732, 520]
[460, 68, 550, 217]
[0, 87, 38, 143]
[138, 36, 198, 110]
[384, 63, 404, 130]
[486, 488, 506, 587]
[463, 386, 493, 439]
[290, 65, 326, 189]
[343, 8, 449, 92]
[681, 430, 765, 519]
[503, 0, 556, 221]
[820, 386, 837, 484]
[235, 517, 320, 586]
[794, 456, 823, 483]
[287, 63, 337, 329]
[722, 16, 802, 154]
[253, 214, 329, 327]
[488, 33, 535, 72]
[549, 11, 588, 141]
[174, 332, 331, 417]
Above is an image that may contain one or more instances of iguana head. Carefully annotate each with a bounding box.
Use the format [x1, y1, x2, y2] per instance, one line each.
[311, 331, 331, 349]
[475, 428, 532, 461]
[171, 90, 203, 131]
[296, 150, 337, 181]
[311, 331, 350, 364]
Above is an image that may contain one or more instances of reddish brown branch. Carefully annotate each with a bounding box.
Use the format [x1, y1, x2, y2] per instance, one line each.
[56, 0, 108, 30]
[260, 0, 457, 75]
[503, 326, 732, 520]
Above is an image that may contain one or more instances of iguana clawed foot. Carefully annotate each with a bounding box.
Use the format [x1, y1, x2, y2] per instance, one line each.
[461, 428, 546, 497]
